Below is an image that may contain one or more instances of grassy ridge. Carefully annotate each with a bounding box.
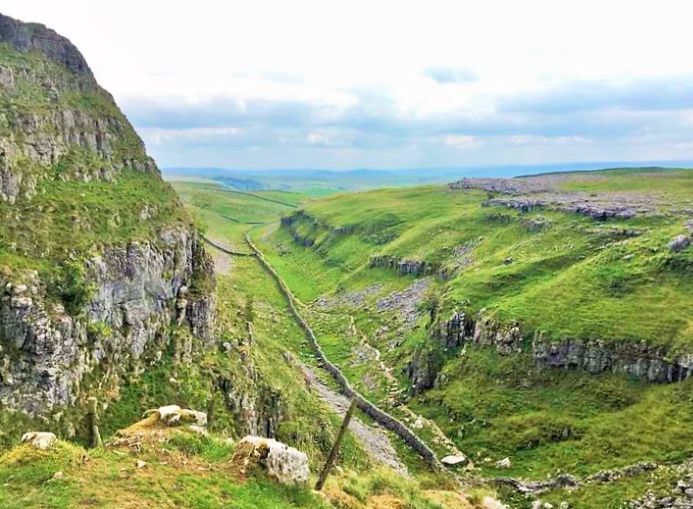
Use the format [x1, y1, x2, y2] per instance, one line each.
[259, 170, 693, 348]
[249, 169, 693, 507]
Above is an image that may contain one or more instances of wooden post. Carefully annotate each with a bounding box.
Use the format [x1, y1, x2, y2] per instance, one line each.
[206, 394, 216, 432]
[315, 398, 357, 491]
[87, 396, 103, 448]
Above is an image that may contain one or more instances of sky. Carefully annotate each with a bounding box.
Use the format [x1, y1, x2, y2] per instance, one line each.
[3, 0, 693, 170]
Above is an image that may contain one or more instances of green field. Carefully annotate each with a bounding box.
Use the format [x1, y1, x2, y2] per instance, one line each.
[238, 169, 693, 508]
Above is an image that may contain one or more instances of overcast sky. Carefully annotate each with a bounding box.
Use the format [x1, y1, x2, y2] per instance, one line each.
[4, 0, 693, 170]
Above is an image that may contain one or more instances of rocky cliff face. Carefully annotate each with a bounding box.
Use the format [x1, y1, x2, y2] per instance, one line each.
[369, 255, 439, 277]
[0, 229, 215, 413]
[407, 311, 693, 393]
[0, 13, 216, 415]
[0, 12, 156, 203]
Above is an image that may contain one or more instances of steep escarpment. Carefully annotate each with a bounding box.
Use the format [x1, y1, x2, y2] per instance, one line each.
[0, 13, 215, 418]
[0, 12, 155, 203]
[407, 310, 693, 395]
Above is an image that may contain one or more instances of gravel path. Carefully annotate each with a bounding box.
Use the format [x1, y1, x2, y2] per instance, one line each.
[206, 235, 233, 274]
[301, 363, 409, 475]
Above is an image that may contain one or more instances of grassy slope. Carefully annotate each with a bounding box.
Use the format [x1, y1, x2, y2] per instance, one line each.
[250, 169, 693, 507]
[0, 436, 467, 509]
[258, 171, 693, 348]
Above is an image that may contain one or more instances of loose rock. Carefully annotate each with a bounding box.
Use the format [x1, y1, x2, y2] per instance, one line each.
[230, 436, 309, 485]
[21, 432, 57, 450]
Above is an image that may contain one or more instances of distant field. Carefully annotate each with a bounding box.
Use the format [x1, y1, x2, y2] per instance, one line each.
[171, 181, 304, 229]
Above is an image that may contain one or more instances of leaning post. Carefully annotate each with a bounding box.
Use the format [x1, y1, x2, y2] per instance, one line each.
[87, 396, 103, 448]
[315, 398, 357, 491]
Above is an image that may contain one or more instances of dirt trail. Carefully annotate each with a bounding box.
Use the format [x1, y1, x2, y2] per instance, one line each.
[206, 235, 233, 274]
[301, 363, 409, 476]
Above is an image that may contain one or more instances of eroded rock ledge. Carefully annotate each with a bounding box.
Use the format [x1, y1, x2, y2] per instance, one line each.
[407, 311, 693, 393]
[0, 13, 93, 77]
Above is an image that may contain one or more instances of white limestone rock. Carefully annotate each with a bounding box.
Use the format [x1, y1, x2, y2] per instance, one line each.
[21, 431, 57, 450]
[231, 435, 309, 485]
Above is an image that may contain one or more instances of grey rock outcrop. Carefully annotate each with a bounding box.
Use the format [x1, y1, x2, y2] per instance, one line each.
[628, 459, 693, 509]
[217, 346, 283, 438]
[369, 255, 438, 277]
[669, 234, 690, 252]
[0, 12, 157, 203]
[405, 347, 442, 394]
[230, 436, 310, 485]
[0, 13, 93, 77]
[533, 334, 693, 383]
[21, 431, 57, 449]
[449, 177, 552, 194]
[410, 311, 693, 391]
[449, 175, 664, 220]
[0, 228, 215, 413]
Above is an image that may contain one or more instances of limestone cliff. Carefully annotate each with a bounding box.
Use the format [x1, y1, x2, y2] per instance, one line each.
[0, 13, 215, 415]
[0, 12, 156, 203]
[406, 311, 693, 394]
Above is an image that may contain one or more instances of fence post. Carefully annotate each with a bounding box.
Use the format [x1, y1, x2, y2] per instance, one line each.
[315, 398, 357, 491]
[87, 396, 103, 448]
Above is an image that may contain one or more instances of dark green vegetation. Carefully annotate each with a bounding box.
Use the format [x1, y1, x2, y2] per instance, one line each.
[244, 169, 693, 507]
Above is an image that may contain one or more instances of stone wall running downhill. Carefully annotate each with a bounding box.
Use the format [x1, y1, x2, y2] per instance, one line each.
[245, 233, 441, 469]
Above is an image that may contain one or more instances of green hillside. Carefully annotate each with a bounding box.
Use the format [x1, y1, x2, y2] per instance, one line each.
[245, 168, 693, 508]
[256, 170, 693, 348]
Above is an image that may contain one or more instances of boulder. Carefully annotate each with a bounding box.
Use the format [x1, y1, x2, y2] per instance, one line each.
[483, 496, 509, 509]
[495, 457, 512, 469]
[669, 234, 690, 252]
[230, 435, 309, 485]
[441, 454, 468, 467]
[150, 405, 207, 427]
[21, 431, 57, 450]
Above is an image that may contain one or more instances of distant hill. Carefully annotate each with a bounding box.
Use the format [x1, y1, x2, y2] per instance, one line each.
[163, 161, 693, 194]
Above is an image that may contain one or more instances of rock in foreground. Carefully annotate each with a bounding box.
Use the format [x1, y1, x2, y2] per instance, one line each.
[21, 431, 57, 450]
[230, 435, 309, 485]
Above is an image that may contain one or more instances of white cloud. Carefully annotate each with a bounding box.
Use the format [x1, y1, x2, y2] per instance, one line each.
[142, 127, 242, 145]
[509, 135, 591, 146]
[442, 135, 479, 150]
[4, 0, 693, 168]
